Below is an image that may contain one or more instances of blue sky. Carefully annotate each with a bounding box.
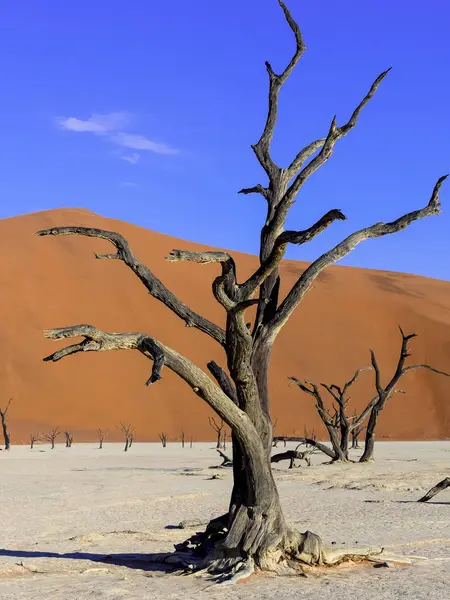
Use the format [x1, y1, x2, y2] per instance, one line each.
[1, 0, 449, 280]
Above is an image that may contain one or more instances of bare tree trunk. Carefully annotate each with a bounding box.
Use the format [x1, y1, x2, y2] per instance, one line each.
[181, 432, 185, 448]
[1, 413, 11, 451]
[359, 409, 378, 463]
[0, 400, 12, 451]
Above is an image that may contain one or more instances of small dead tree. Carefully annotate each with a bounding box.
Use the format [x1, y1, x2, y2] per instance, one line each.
[96, 428, 110, 449]
[117, 422, 135, 452]
[44, 428, 60, 449]
[288, 368, 371, 461]
[0, 399, 12, 451]
[65, 431, 74, 447]
[181, 431, 185, 448]
[360, 328, 449, 462]
[38, 0, 448, 577]
[29, 432, 40, 449]
[350, 412, 365, 449]
[190, 436, 193, 448]
[271, 444, 315, 469]
[208, 417, 225, 449]
[159, 432, 167, 448]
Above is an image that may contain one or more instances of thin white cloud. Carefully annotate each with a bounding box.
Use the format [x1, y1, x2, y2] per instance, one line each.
[120, 181, 138, 187]
[56, 112, 130, 134]
[112, 132, 179, 155]
[55, 111, 178, 157]
[120, 152, 140, 164]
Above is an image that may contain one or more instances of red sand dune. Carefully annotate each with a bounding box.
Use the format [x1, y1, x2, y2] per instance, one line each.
[1, 207, 450, 444]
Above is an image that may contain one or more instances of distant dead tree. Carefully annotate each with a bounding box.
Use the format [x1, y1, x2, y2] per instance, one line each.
[350, 412, 366, 449]
[29, 432, 40, 449]
[271, 444, 316, 469]
[117, 422, 135, 452]
[44, 428, 60, 449]
[159, 432, 167, 448]
[288, 367, 371, 461]
[96, 428, 110, 449]
[181, 431, 185, 448]
[190, 436, 193, 448]
[359, 328, 448, 462]
[208, 416, 225, 449]
[287, 328, 448, 463]
[0, 399, 12, 451]
[65, 430, 74, 447]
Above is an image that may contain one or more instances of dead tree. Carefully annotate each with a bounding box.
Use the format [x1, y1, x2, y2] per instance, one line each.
[38, 0, 447, 577]
[29, 432, 40, 449]
[288, 367, 371, 461]
[190, 436, 193, 448]
[181, 431, 185, 448]
[0, 399, 12, 451]
[96, 428, 110, 449]
[350, 412, 365, 449]
[159, 432, 167, 448]
[117, 422, 134, 452]
[65, 431, 74, 447]
[359, 328, 448, 462]
[208, 417, 225, 449]
[44, 428, 60, 449]
[418, 478, 450, 502]
[271, 445, 315, 469]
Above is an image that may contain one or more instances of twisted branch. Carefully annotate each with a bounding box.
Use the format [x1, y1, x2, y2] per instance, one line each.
[36, 227, 226, 346]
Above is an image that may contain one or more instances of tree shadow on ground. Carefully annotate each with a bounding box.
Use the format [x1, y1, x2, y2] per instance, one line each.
[0, 549, 180, 574]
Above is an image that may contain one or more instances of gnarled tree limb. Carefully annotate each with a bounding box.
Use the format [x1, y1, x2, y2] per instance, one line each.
[36, 227, 226, 346]
[238, 209, 347, 300]
[41, 324, 262, 448]
[270, 175, 448, 336]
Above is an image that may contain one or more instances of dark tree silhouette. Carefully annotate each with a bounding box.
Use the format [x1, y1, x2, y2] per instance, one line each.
[65, 431, 74, 448]
[159, 432, 167, 448]
[38, 0, 447, 578]
[288, 329, 448, 463]
[181, 431, 185, 448]
[29, 432, 40, 449]
[288, 367, 372, 461]
[44, 428, 60, 450]
[96, 428, 110, 449]
[208, 417, 225, 449]
[0, 399, 12, 451]
[117, 423, 134, 452]
[360, 329, 448, 462]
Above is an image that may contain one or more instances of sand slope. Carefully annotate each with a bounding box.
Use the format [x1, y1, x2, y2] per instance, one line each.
[1, 207, 450, 443]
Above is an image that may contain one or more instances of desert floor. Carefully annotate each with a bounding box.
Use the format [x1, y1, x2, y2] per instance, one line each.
[0, 442, 449, 599]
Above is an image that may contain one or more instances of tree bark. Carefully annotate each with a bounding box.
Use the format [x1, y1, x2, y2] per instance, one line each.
[1, 413, 11, 451]
[418, 478, 450, 502]
[359, 409, 378, 462]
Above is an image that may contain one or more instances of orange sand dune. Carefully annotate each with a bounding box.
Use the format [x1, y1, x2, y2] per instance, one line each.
[1, 207, 450, 444]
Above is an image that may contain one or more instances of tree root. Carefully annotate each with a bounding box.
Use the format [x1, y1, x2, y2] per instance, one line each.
[112, 519, 424, 585]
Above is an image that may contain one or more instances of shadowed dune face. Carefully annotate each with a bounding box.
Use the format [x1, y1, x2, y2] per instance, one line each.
[1, 207, 450, 444]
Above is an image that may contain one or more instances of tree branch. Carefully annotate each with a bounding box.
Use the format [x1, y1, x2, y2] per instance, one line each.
[238, 209, 347, 300]
[283, 69, 391, 203]
[207, 361, 238, 404]
[272, 436, 336, 459]
[250, 0, 306, 182]
[270, 175, 448, 336]
[41, 325, 262, 446]
[36, 227, 226, 346]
